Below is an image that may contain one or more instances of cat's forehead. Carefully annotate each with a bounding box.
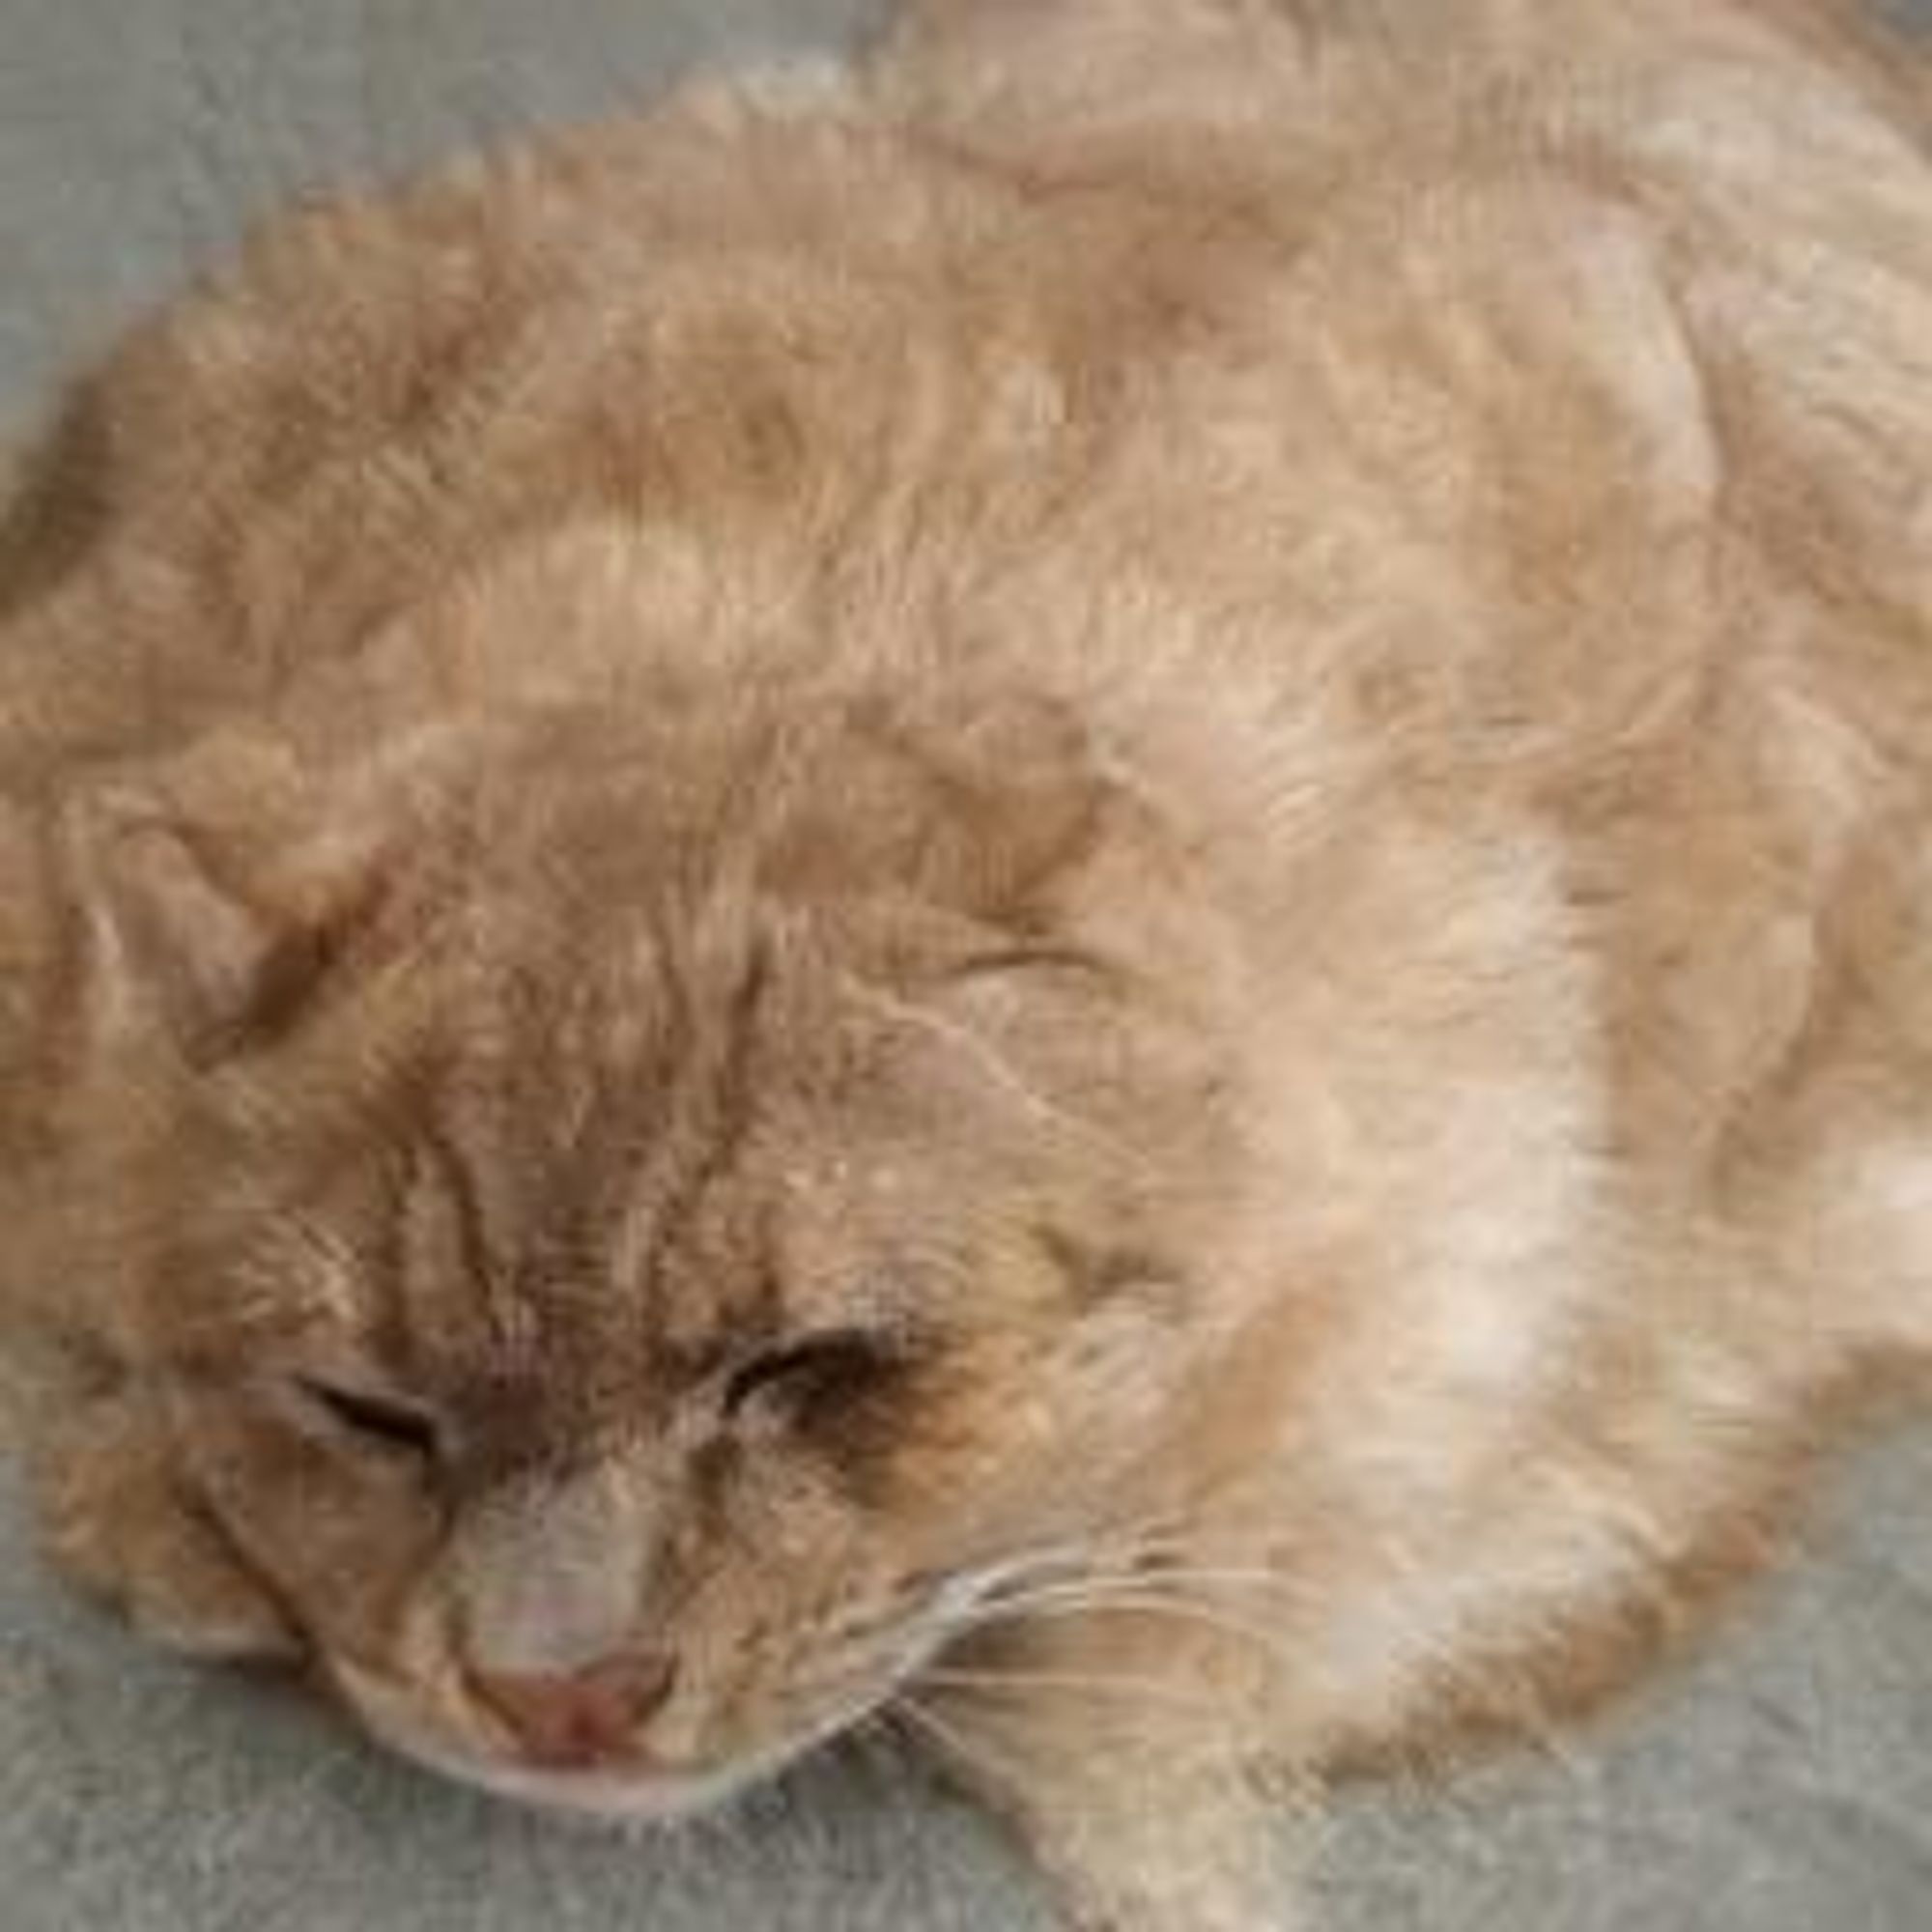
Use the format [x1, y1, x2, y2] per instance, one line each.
[180, 855, 1132, 1383]
[385, 1070, 923, 1321]
[257, 941, 932, 1340]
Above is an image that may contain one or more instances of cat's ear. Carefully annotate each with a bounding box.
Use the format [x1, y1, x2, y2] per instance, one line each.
[68, 776, 385, 1065]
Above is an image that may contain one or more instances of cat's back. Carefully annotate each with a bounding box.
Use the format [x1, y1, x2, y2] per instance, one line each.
[4, 0, 1927, 760]
[2, 0, 1929, 1067]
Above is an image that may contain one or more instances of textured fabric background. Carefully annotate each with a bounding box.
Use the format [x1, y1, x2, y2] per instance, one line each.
[2, 4, 1929, 1927]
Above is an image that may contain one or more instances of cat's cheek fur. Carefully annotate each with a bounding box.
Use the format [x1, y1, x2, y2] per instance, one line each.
[914, 1606, 1307, 1931]
[946, 1711, 1301, 1932]
[33, 1396, 301, 1662]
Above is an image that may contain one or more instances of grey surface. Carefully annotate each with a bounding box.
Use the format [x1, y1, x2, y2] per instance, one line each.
[2, 3, 1929, 1928]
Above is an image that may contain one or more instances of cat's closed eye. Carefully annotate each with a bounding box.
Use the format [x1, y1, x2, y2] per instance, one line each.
[721, 1330, 899, 1426]
[294, 1375, 444, 1461]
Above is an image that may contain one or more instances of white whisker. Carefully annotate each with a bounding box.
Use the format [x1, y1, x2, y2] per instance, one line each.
[919, 1663, 1225, 1714]
[934, 1567, 1303, 1675]
[892, 1694, 1028, 1797]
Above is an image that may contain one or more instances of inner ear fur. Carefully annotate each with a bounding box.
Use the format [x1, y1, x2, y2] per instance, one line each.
[70, 753, 390, 1066]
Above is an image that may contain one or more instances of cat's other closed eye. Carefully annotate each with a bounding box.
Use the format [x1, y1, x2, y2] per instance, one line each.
[290, 1374, 445, 1462]
[720, 1328, 904, 1428]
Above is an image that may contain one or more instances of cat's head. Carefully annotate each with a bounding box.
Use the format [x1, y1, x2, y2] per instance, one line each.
[19, 668, 1258, 1815]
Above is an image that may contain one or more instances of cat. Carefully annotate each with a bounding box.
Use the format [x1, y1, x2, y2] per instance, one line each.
[2, 1, 1929, 1926]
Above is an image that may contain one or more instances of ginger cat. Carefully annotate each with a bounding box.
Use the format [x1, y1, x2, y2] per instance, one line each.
[2, 2, 1929, 1926]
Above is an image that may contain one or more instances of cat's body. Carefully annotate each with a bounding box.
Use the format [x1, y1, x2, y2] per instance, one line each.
[2, 2, 1929, 1926]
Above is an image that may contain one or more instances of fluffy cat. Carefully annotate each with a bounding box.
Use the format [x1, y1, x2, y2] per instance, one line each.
[2, 1, 1929, 1926]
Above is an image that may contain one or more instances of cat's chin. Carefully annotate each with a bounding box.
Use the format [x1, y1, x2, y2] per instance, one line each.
[332, 1661, 876, 1827]
[381, 1738, 772, 1827]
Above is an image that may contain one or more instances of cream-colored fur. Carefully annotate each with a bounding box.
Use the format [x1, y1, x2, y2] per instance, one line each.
[1, 4, 1928, 1927]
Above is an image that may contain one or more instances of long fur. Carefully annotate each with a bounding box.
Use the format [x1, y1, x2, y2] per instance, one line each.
[2, 4, 1928, 1926]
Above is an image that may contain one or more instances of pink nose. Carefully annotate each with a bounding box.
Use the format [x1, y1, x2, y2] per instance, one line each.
[469, 1650, 678, 1769]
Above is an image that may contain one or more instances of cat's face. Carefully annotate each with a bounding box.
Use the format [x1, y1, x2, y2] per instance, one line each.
[27, 687, 1247, 1815]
